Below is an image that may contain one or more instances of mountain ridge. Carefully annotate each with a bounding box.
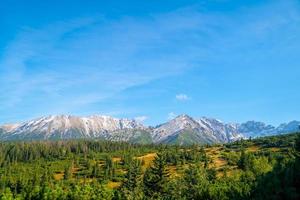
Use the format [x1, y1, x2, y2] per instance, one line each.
[0, 114, 299, 144]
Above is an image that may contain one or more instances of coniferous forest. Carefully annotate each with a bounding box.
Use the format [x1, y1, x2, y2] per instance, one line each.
[0, 133, 299, 200]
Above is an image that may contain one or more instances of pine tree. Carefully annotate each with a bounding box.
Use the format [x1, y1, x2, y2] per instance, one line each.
[182, 164, 210, 199]
[103, 155, 114, 180]
[63, 165, 72, 180]
[238, 148, 247, 170]
[123, 160, 142, 191]
[143, 153, 169, 198]
[119, 160, 143, 199]
[92, 163, 101, 178]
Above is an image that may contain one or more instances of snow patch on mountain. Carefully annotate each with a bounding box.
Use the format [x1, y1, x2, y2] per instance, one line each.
[1, 115, 146, 140]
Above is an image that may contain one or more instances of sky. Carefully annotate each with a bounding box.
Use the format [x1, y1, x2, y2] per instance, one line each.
[0, 0, 300, 126]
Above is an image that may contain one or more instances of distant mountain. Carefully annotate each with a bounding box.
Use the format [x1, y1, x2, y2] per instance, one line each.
[238, 120, 300, 138]
[276, 121, 300, 134]
[0, 115, 147, 142]
[237, 121, 276, 137]
[0, 114, 299, 144]
[152, 115, 243, 145]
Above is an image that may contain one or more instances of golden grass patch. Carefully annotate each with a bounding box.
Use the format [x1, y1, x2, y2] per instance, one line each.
[53, 172, 64, 180]
[167, 165, 180, 178]
[112, 157, 122, 163]
[107, 181, 121, 189]
[116, 169, 127, 174]
[269, 147, 280, 152]
[214, 158, 227, 169]
[71, 167, 80, 174]
[136, 153, 157, 169]
[247, 146, 260, 152]
[79, 178, 94, 183]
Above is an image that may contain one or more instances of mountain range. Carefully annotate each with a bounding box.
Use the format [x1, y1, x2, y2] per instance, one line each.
[0, 114, 299, 145]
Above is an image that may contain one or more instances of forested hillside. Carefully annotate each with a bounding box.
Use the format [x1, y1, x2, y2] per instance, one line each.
[0, 133, 299, 199]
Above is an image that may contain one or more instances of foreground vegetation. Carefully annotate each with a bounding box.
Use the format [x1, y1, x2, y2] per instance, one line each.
[0, 133, 299, 200]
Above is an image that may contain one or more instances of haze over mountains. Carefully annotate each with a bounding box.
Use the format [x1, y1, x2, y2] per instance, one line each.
[0, 114, 299, 145]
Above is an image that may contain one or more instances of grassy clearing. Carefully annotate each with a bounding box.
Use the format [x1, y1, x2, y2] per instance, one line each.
[107, 181, 122, 189]
[136, 153, 157, 169]
[54, 172, 64, 180]
[247, 146, 260, 152]
[112, 157, 122, 163]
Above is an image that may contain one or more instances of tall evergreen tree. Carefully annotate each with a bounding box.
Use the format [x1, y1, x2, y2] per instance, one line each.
[119, 160, 143, 200]
[182, 164, 210, 199]
[143, 153, 169, 198]
[63, 165, 72, 180]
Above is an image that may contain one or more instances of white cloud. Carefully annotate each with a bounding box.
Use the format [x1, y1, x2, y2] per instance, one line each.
[176, 94, 190, 101]
[168, 112, 177, 120]
[134, 116, 148, 122]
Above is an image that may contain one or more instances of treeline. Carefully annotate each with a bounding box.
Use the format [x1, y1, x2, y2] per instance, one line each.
[0, 133, 299, 199]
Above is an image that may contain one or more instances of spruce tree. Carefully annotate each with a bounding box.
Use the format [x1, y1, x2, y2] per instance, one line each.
[63, 165, 72, 180]
[123, 160, 142, 191]
[182, 164, 210, 199]
[143, 153, 169, 198]
[119, 160, 143, 199]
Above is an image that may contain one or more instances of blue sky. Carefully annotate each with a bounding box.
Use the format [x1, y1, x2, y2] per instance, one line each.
[0, 0, 299, 126]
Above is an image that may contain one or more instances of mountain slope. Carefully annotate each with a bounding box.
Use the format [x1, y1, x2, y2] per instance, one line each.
[152, 115, 243, 144]
[0, 115, 146, 141]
